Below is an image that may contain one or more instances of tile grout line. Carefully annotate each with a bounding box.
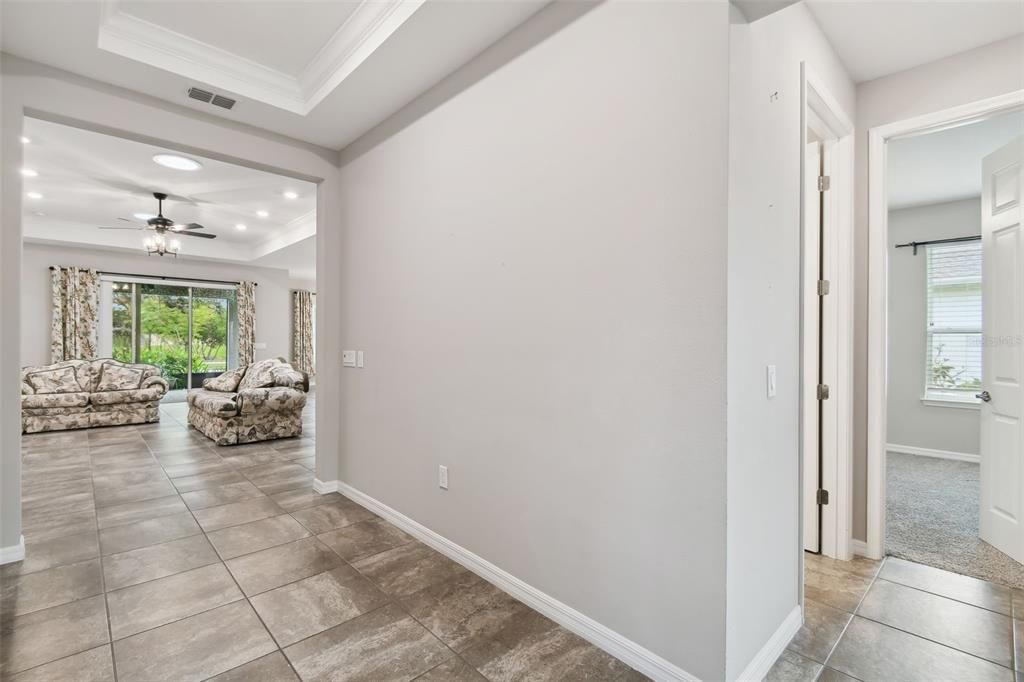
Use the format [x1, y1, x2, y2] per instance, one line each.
[813, 555, 886, 681]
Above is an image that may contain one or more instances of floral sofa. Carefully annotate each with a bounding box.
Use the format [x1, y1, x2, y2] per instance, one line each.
[21, 358, 169, 433]
[187, 357, 308, 445]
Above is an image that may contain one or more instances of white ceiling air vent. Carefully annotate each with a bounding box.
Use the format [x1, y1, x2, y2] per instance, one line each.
[186, 87, 236, 111]
[211, 94, 236, 110]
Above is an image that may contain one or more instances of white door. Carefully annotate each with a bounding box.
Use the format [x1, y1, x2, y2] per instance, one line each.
[803, 141, 822, 553]
[980, 135, 1024, 562]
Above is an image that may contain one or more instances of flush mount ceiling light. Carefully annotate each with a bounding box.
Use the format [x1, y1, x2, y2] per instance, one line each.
[20, 136, 31, 144]
[26, 192, 43, 200]
[235, 223, 247, 231]
[256, 210, 269, 218]
[152, 154, 203, 171]
[20, 168, 38, 177]
[134, 212, 157, 221]
[283, 190, 298, 200]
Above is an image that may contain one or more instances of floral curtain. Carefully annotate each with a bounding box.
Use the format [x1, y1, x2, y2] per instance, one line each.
[237, 281, 256, 365]
[50, 266, 101, 362]
[292, 290, 315, 375]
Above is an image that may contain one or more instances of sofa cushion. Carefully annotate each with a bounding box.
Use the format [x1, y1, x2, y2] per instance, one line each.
[187, 389, 239, 416]
[21, 391, 91, 409]
[96, 362, 145, 391]
[269, 365, 307, 391]
[238, 358, 285, 391]
[203, 366, 245, 392]
[90, 387, 165, 406]
[25, 365, 83, 394]
[237, 387, 307, 415]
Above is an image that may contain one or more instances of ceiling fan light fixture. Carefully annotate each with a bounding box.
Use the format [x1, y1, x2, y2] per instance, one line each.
[153, 154, 203, 171]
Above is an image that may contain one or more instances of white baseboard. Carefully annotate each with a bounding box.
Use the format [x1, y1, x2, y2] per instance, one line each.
[735, 605, 802, 682]
[886, 443, 979, 464]
[313, 478, 339, 494]
[850, 539, 870, 558]
[0, 535, 25, 565]
[333, 480, 699, 682]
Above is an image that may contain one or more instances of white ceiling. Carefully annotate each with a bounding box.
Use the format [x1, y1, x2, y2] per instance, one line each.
[253, 235, 317, 284]
[805, 0, 1024, 83]
[22, 117, 317, 271]
[0, 0, 548, 150]
[887, 108, 1024, 209]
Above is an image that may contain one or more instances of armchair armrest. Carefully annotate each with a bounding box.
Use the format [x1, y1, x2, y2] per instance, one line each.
[142, 375, 170, 395]
[21, 380, 35, 395]
[237, 387, 307, 415]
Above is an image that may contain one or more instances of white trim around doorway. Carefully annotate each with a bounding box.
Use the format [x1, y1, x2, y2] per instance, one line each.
[801, 64, 855, 562]
[864, 89, 1024, 560]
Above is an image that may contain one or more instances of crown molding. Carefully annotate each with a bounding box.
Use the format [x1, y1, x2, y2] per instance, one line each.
[97, 0, 424, 116]
[250, 210, 317, 260]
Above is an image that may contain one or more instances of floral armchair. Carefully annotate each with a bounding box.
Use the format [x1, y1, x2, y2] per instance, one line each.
[21, 358, 169, 433]
[186, 357, 309, 445]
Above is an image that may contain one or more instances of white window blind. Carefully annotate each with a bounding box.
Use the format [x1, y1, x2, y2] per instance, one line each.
[925, 240, 982, 401]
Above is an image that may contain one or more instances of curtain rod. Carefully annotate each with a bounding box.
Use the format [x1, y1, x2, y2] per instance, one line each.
[49, 267, 257, 286]
[893, 235, 980, 255]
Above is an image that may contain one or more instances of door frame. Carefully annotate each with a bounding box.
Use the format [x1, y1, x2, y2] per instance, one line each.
[865, 89, 1024, 560]
[801, 64, 855, 561]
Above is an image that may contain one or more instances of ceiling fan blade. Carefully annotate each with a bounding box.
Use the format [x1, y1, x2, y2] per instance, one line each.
[117, 217, 134, 222]
[177, 231, 217, 239]
[183, 223, 205, 230]
[99, 226, 146, 230]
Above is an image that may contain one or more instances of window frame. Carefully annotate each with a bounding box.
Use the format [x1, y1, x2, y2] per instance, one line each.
[921, 240, 982, 408]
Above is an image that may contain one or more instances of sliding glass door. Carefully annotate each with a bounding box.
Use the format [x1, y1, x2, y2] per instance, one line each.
[101, 278, 238, 391]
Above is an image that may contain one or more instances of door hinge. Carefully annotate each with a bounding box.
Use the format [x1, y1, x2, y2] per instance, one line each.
[817, 383, 830, 400]
[817, 175, 831, 192]
[817, 279, 830, 296]
[816, 489, 829, 505]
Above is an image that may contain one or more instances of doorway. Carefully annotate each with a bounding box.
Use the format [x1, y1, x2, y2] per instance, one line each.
[867, 92, 1024, 587]
[801, 67, 855, 561]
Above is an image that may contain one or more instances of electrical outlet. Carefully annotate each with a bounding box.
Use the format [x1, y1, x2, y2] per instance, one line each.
[438, 465, 449, 490]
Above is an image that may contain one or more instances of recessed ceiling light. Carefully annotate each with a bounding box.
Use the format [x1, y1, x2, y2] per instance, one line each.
[20, 136, 31, 144]
[283, 190, 298, 200]
[235, 223, 247, 231]
[153, 154, 203, 171]
[134, 212, 156, 221]
[20, 168, 38, 177]
[26, 192, 43, 200]
[256, 210, 269, 218]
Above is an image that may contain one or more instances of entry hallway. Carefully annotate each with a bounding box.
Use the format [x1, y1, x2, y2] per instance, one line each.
[768, 553, 1020, 681]
[1, 399, 646, 681]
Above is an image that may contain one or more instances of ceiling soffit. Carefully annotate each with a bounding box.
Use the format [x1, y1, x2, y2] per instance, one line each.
[96, 0, 425, 115]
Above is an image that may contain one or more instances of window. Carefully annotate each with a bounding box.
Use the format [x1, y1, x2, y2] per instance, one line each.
[925, 241, 982, 403]
[99, 277, 238, 391]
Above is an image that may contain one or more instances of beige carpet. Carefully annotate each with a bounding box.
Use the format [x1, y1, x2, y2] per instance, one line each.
[886, 451, 1024, 589]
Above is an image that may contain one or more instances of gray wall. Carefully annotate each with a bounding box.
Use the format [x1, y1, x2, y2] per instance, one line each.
[726, 3, 855, 677]
[334, 2, 730, 677]
[886, 199, 981, 455]
[852, 35, 1024, 541]
[20, 242, 294, 369]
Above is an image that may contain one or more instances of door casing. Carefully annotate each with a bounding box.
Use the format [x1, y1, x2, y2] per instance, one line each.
[864, 89, 1024, 560]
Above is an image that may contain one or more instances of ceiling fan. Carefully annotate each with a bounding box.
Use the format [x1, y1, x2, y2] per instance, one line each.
[100, 192, 218, 243]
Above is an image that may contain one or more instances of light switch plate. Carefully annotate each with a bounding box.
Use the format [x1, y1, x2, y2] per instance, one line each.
[342, 350, 356, 367]
[356, 351, 364, 368]
[766, 364, 777, 398]
[439, 465, 449, 490]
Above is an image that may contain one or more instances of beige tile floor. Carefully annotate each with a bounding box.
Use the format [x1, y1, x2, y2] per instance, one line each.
[767, 551, 1021, 682]
[1, 398, 647, 681]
